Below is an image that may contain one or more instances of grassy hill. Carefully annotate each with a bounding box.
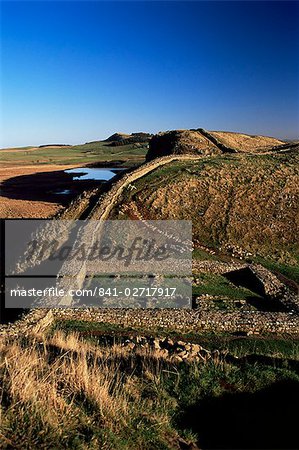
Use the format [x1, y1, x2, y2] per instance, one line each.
[146, 128, 289, 161]
[208, 130, 285, 152]
[111, 148, 299, 280]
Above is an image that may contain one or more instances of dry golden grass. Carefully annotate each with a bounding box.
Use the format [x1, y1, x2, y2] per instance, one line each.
[118, 151, 299, 265]
[209, 131, 285, 152]
[0, 331, 180, 449]
[1, 327, 299, 449]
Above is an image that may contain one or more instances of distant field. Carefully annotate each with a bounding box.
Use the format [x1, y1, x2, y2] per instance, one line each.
[0, 141, 147, 218]
[0, 141, 147, 166]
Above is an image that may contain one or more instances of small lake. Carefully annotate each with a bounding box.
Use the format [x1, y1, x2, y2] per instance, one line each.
[54, 189, 72, 195]
[65, 167, 124, 181]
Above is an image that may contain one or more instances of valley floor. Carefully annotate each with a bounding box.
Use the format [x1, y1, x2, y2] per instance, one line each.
[0, 165, 77, 218]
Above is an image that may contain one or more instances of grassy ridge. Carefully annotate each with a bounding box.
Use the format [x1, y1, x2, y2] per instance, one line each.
[114, 151, 299, 277]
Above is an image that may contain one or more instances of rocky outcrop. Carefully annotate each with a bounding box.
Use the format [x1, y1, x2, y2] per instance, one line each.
[105, 133, 131, 142]
[121, 336, 212, 362]
[146, 128, 292, 161]
[197, 128, 237, 153]
[146, 129, 221, 161]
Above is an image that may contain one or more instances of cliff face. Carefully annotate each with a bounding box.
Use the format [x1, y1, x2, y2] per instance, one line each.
[146, 128, 287, 161]
[146, 129, 221, 161]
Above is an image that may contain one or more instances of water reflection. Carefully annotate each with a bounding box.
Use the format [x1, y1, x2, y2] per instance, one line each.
[65, 167, 123, 181]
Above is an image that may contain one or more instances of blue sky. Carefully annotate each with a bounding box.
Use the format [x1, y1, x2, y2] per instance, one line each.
[1, 1, 299, 147]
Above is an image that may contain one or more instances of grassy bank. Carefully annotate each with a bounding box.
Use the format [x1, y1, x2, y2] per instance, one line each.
[112, 151, 299, 267]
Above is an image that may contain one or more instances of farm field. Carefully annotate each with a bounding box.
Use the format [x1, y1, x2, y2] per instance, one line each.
[0, 141, 147, 166]
[0, 164, 75, 218]
[0, 140, 147, 218]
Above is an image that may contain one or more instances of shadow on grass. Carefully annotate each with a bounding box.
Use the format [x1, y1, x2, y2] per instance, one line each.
[178, 379, 299, 449]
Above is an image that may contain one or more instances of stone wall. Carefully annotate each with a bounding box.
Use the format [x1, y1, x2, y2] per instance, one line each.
[54, 308, 299, 335]
[1, 306, 298, 338]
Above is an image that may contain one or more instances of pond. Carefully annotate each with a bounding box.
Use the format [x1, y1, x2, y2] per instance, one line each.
[53, 189, 72, 195]
[65, 167, 124, 181]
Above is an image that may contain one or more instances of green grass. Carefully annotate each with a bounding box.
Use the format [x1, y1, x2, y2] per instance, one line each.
[192, 248, 218, 261]
[254, 255, 299, 284]
[51, 319, 299, 360]
[192, 273, 261, 300]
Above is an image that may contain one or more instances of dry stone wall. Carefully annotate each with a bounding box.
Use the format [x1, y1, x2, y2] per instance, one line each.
[1, 305, 298, 338]
[54, 308, 299, 335]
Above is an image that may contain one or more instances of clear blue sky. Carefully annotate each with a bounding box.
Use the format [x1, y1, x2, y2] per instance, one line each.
[1, 1, 299, 147]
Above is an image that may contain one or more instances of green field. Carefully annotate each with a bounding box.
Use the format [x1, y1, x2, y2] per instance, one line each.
[0, 141, 147, 166]
[193, 273, 257, 298]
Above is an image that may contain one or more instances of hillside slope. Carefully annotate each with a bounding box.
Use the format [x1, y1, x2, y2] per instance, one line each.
[112, 149, 299, 268]
[208, 131, 285, 152]
[146, 128, 287, 161]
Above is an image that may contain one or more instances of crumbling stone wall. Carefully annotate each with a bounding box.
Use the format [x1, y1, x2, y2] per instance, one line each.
[248, 264, 299, 312]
